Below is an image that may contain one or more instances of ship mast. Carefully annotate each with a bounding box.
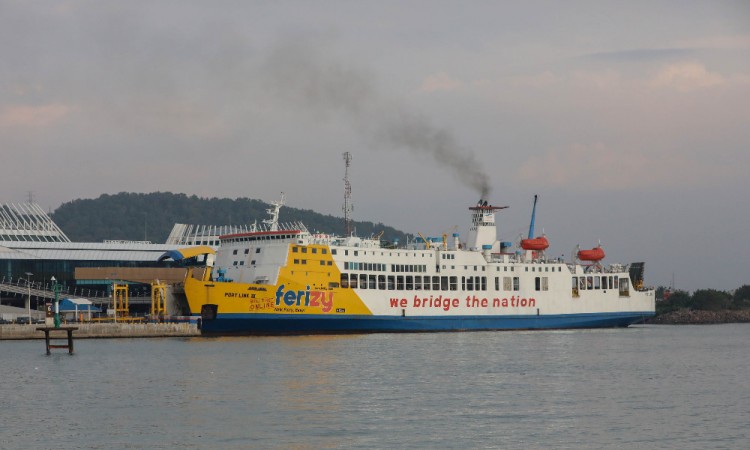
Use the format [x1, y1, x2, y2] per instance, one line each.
[263, 192, 285, 232]
[342, 152, 354, 236]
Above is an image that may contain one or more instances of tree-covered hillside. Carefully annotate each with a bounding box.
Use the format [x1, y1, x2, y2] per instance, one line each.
[51, 192, 412, 244]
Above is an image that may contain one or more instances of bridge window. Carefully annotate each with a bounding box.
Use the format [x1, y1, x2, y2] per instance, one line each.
[619, 278, 630, 297]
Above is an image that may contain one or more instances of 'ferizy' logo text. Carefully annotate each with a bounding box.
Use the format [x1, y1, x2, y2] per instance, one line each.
[275, 285, 334, 313]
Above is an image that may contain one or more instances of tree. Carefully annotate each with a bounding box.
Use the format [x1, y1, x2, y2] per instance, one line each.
[666, 290, 692, 308]
[655, 289, 691, 314]
[50, 192, 412, 244]
[691, 289, 732, 311]
[733, 285, 750, 309]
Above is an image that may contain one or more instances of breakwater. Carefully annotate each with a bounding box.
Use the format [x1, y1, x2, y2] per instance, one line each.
[0, 322, 200, 340]
[647, 308, 750, 325]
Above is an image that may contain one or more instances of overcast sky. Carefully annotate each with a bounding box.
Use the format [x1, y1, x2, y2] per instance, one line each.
[1, 1, 749, 292]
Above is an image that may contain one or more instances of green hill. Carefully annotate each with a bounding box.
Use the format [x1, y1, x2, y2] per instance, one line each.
[51, 192, 411, 245]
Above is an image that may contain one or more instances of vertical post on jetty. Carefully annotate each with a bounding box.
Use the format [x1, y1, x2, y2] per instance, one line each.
[51, 276, 62, 328]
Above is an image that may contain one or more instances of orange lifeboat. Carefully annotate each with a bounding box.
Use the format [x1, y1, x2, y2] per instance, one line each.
[578, 246, 605, 262]
[521, 236, 549, 251]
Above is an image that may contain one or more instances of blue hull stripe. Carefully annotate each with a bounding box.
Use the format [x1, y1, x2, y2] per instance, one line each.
[197, 311, 655, 335]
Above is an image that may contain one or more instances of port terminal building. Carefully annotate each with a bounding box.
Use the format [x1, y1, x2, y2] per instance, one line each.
[0, 202, 242, 317]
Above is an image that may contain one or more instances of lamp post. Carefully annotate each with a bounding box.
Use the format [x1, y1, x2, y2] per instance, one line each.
[51, 276, 62, 328]
[25, 272, 33, 325]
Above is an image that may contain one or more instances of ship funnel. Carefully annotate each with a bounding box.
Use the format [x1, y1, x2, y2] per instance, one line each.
[466, 201, 508, 252]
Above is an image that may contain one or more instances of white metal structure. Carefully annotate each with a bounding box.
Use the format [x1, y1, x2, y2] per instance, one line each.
[0, 203, 70, 242]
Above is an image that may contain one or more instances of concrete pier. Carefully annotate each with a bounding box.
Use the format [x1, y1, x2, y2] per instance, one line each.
[1, 322, 200, 340]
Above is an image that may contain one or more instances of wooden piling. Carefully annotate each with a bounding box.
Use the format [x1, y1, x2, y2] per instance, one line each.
[37, 327, 78, 354]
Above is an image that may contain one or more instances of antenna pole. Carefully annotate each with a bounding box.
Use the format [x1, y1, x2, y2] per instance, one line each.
[342, 152, 353, 236]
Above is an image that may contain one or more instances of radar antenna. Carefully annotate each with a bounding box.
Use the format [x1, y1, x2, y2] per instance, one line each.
[342, 152, 354, 236]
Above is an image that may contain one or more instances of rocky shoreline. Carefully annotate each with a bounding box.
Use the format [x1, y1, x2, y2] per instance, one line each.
[646, 308, 750, 325]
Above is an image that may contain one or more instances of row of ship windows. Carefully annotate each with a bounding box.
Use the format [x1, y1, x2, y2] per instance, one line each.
[233, 248, 261, 255]
[226, 234, 298, 244]
[339, 274, 551, 292]
[333, 249, 430, 258]
[294, 259, 333, 266]
[343, 262, 428, 273]
[233, 259, 336, 267]
[233, 259, 335, 267]
[342, 262, 564, 274]
[572, 275, 628, 291]
[292, 246, 328, 254]
[231, 244, 330, 256]
[188, 240, 219, 246]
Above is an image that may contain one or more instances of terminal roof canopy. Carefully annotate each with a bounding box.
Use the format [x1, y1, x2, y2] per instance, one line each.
[59, 298, 101, 312]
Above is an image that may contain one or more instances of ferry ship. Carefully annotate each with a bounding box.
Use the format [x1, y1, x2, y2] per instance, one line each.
[174, 194, 655, 334]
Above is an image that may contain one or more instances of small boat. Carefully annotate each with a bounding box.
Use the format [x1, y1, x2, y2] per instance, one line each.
[521, 236, 549, 251]
[578, 246, 606, 262]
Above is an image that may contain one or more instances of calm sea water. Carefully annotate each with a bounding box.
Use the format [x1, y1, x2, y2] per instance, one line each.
[1, 324, 748, 449]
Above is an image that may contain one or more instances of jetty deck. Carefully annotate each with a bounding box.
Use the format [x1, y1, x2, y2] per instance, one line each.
[0, 322, 200, 340]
